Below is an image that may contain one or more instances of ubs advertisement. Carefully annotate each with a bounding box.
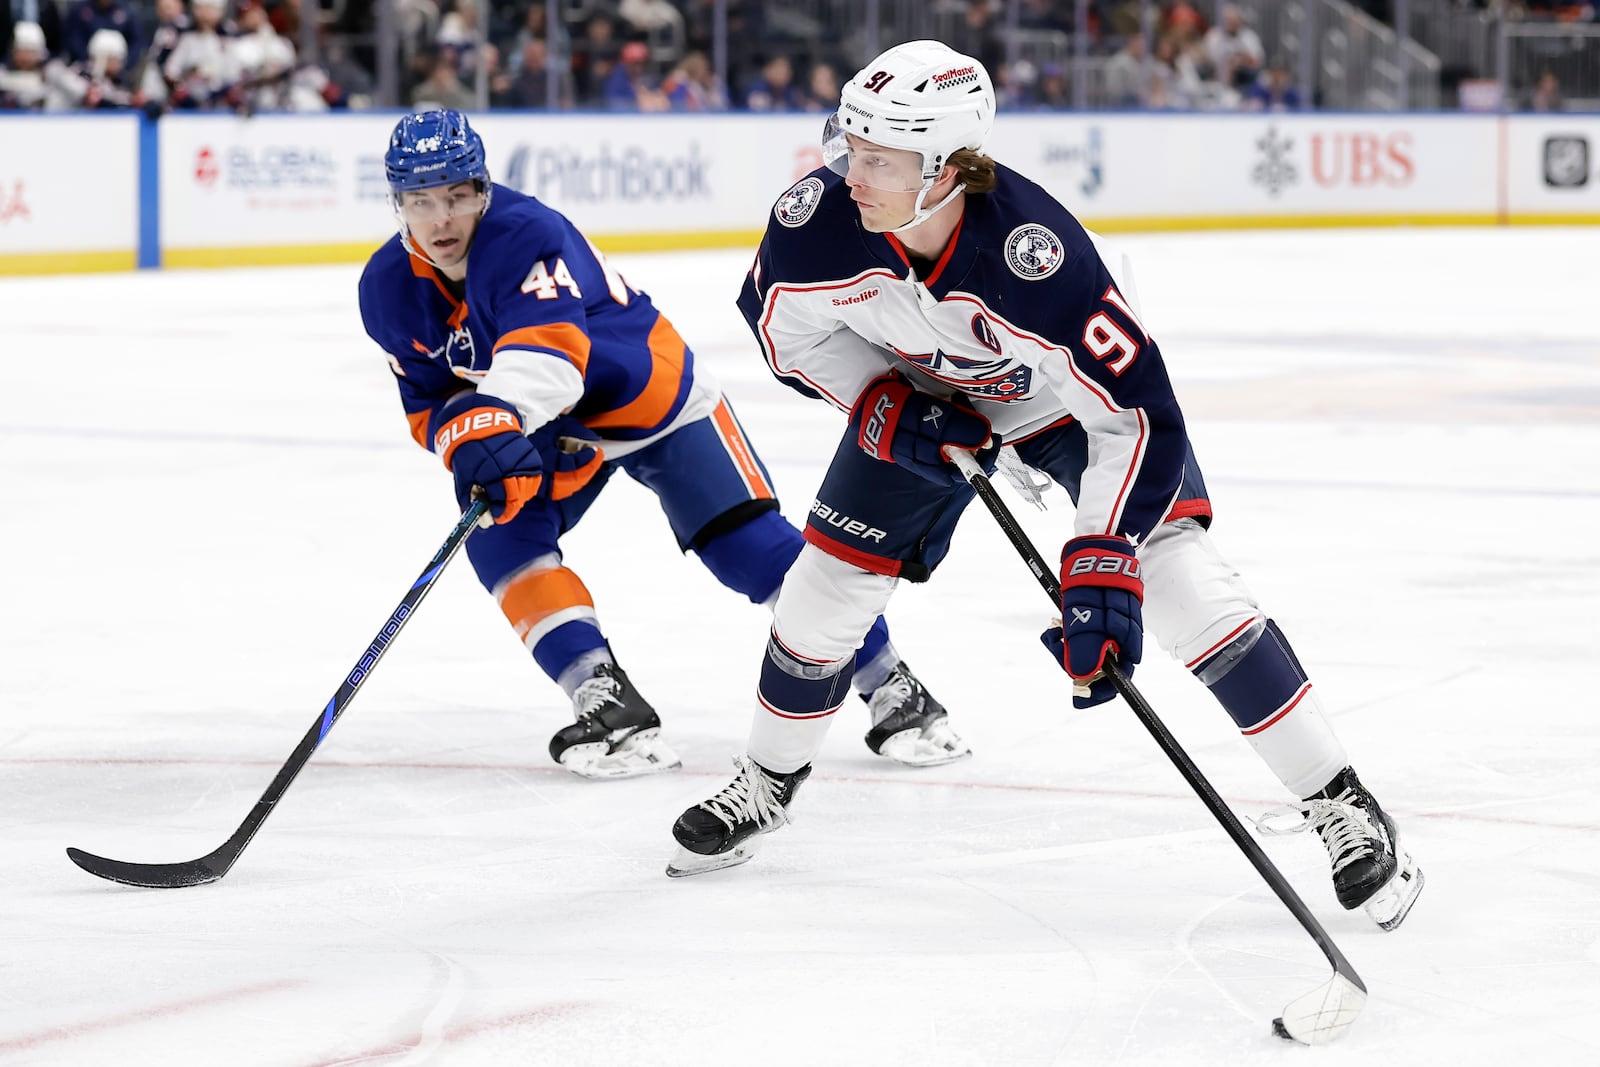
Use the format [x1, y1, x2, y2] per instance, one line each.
[0, 115, 138, 265]
[992, 114, 1498, 222]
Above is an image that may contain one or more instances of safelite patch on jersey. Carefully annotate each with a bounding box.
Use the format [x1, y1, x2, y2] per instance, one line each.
[775, 177, 825, 228]
[1004, 223, 1065, 280]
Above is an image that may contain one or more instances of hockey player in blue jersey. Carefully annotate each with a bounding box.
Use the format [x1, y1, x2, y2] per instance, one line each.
[359, 109, 969, 780]
[667, 42, 1423, 931]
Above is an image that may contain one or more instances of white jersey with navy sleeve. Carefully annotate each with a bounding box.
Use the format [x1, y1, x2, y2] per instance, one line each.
[736, 165, 1192, 547]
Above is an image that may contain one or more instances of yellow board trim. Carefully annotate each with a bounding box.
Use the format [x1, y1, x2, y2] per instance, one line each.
[13, 213, 1600, 277]
[0, 250, 136, 275]
[1080, 212, 1505, 232]
[152, 213, 1600, 270]
[163, 243, 381, 269]
[1502, 213, 1600, 226]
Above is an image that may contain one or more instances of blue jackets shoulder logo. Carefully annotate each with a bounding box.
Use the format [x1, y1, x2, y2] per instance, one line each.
[1004, 224, 1065, 280]
[776, 177, 825, 228]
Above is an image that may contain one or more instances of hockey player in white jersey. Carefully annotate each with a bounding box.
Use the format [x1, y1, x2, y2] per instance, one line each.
[666, 40, 1423, 931]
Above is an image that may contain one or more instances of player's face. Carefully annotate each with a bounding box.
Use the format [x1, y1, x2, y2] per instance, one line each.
[839, 135, 928, 232]
[399, 182, 485, 269]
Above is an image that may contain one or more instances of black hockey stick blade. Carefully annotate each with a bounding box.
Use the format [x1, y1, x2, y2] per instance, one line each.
[65, 845, 231, 889]
[947, 449, 1366, 1045]
[65, 500, 488, 889]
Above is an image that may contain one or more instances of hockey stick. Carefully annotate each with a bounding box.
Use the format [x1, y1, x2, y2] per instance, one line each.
[947, 448, 1365, 1046]
[65, 500, 490, 889]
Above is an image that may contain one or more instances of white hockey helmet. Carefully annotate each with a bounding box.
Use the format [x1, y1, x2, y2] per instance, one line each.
[830, 40, 995, 178]
[823, 40, 996, 232]
[11, 20, 45, 55]
[88, 28, 128, 65]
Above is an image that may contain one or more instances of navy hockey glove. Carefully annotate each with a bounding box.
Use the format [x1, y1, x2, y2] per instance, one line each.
[527, 415, 605, 502]
[1043, 535, 1144, 709]
[433, 394, 543, 524]
[852, 373, 994, 485]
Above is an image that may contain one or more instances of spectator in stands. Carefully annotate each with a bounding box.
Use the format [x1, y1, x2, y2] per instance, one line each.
[264, 0, 301, 39]
[1161, 0, 1206, 44]
[1527, 68, 1565, 110]
[619, 0, 684, 39]
[1107, 0, 1144, 39]
[1243, 57, 1304, 111]
[996, 57, 1038, 111]
[947, 0, 1005, 78]
[603, 38, 668, 111]
[1150, 32, 1203, 109]
[663, 48, 728, 111]
[572, 10, 621, 105]
[1104, 30, 1148, 108]
[0, 18, 49, 108]
[233, 0, 297, 113]
[4, 2, 65, 62]
[1035, 61, 1071, 109]
[138, 0, 191, 107]
[61, 24, 141, 108]
[1204, 3, 1263, 91]
[742, 53, 803, 111]
[509, 1, 568, 76]
[477, 41, 517, 109]
[163, 0, 240, 110]
[504, 36, 568, 110]
[314, 26, 373, 109]
[62, 0, 139, 66]
[800, 59, 838, 111]
[436, 0, 480, 84]
[411, 46, 476, 110]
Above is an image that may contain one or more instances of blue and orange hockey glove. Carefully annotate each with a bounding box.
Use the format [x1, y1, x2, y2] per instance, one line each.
[527, 415, 605, 502]
[433, 394, 543, 524]
[1041, 534, 1144, 709]
[851, 372, 994, 485]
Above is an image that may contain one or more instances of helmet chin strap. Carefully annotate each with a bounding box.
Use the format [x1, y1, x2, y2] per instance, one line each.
[889, 171, 965, 236]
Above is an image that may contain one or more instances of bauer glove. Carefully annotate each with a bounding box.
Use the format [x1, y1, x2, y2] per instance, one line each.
[433, 394, 543, 524]
[1041, 534, 1144, 709]
[851, 372, 996, 486]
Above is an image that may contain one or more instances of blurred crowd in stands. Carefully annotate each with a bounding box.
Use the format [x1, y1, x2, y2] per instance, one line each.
[1, 0, 1594, 115]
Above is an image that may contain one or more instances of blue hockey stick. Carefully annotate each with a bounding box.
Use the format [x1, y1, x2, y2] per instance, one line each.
[948, 449, 1365, 1046]
[66, 500, 490, 888]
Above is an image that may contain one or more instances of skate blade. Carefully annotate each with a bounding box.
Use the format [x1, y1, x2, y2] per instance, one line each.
[665, 837, 765, 878]
[559, 728, 683, 780]
[1363, 847, 1424, 931]
[874, 723, 973, 768]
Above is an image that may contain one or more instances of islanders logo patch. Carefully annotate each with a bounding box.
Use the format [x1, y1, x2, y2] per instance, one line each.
[1004, 223, 1065, 280]
[775, 177, 826, 228]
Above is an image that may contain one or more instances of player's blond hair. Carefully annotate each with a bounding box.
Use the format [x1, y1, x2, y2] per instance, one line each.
[949, 149, 998, 194]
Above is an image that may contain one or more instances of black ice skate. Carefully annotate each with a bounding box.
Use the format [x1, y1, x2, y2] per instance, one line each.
[665, 757, 811, 877]
[1260, 766, 1424, 930]
[862, 662, 971, 767]
[548, 662, 681, 779]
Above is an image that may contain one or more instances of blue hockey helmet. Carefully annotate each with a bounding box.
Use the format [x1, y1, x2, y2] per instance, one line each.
[385, 109, 492, 267]
[385, 108, 490, 194]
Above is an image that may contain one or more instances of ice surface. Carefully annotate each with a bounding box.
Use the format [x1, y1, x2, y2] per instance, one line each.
[2, 228, 1597, 1065]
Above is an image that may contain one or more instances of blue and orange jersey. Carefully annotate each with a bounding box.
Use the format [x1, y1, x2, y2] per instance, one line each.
[359, 183, 700, 455]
